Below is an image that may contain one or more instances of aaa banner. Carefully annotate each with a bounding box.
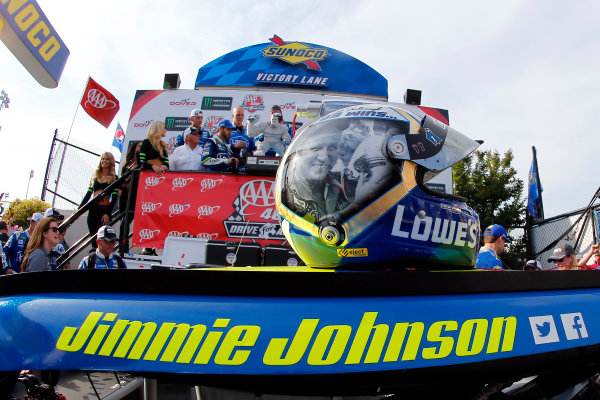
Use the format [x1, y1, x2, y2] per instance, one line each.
[132, 171, 285, 249]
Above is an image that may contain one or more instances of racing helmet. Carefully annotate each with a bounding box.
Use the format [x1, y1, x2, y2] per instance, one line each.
[275, 103, 481, 269]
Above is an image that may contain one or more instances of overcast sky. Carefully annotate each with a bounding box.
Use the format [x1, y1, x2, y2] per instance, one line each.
[1, 0, 599, 218]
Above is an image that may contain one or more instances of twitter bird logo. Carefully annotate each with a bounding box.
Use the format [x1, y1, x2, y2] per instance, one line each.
[529, 316, 560, 344]
[536, 322, 551, 337]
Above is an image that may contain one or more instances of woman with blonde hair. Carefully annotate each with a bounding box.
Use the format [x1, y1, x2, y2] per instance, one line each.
[22, 217, 60, 272]
[139, 120, 169, 176]
[80, 152, 119, 248]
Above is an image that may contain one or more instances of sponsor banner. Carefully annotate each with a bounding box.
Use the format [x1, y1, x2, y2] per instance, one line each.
[201, 96, 233, 111]
[164, 116, 189, 131]
[0, 0, 69, 88]
[2, 287, 600, 374]
[132, 171, 285, 249]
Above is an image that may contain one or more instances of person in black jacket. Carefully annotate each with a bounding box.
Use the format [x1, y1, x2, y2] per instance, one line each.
[138, 121, 169, 175]
[80, 152, 118, 248]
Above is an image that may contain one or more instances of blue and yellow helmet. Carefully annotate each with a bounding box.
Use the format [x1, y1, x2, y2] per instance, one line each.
[275, 103, 482, 269]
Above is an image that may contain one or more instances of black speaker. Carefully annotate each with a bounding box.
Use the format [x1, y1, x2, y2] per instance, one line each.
[264, 245, 305, 267]
[163, 73, 181, 90]
[404, 89, 422, 105]
[206, 241, 262, 266]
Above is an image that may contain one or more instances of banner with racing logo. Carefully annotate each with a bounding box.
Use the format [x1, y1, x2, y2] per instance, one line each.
[132, 171, 285, 249]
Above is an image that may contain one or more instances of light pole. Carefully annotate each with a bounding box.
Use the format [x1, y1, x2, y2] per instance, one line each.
[25, 170, 33, 199]
[0, 90, 9, 132]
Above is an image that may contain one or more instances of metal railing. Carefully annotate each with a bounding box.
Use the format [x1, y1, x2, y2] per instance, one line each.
[56, 169, 138, 270]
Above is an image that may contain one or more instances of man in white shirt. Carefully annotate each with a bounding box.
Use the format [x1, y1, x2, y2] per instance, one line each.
[170, 127, 204, 170]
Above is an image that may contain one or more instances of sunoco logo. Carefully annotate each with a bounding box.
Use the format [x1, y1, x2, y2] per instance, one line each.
[241, 95, 265, 113]
[170, 98, 196, 106]
[145, 176, 165, 189]
[169, 203, 190, 217]
[337, 248, 368, 257]
[198, 206, 220, 217]
[262, 35, 328, 71]
[201, 179, 223, 192]
[172, 177, 193, 190]
[141, 202, 162, 215]
[139, 229, 160, 241]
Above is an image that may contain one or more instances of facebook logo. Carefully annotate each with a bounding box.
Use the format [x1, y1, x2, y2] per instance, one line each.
[560, 313, 588, 340]
[529, 315, 560, 345]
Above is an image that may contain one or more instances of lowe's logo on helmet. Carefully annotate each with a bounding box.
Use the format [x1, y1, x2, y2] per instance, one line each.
[391, 205, 478, 248]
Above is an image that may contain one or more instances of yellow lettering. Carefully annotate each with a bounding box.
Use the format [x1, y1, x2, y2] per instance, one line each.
[308, 325, 351, 365]
[98, 320, 131, 356]
[194, 319, 229, 364]
[39, 36, 59, 62]
[3, 0, 27, 14]
[14, 3, 37, 31]
[84, 313, 117, 355]
[26, 19, 48, 46]
[56, 312, 103, 352]
[345, 312, 389, 364]
[161, 324, 205, 362]
[422, 321, 457, 359]
[110, 321, 157, 359]
[383, 322, 424, 362]
[214, 326, 260, 365]
[263, 319, 319, 365]
[456, 319, 487, 356]
[487, 316, 516, 353]
[176, 325, 207, 363]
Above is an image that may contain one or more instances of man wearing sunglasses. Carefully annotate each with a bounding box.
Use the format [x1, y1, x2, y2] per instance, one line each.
[78, 225, 126, 269]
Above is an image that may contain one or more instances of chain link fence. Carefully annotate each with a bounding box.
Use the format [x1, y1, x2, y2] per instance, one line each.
[42, 132, 119, 210]
[529, 206, 599, 270]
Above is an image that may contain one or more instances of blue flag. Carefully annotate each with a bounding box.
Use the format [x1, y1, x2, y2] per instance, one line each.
[112, 122, 125, 153]
[527, 158, 542, 218]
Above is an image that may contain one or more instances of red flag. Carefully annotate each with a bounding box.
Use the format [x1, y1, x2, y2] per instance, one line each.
[80, 77, 120, 128]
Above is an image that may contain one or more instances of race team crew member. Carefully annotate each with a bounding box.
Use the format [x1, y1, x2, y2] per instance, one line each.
[229, 107, 256, 172]
[3, 212, 44, 273]
[201, 120, 240, 172]
[475, 224, 512, 270]
[175, 109, 210, 149]
[247, 105, 291, 156]
[78, 226, 126, 269]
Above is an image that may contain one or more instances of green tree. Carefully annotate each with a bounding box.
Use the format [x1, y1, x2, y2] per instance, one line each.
[2, 198, 51, 230]
[453, 149, 526, 268]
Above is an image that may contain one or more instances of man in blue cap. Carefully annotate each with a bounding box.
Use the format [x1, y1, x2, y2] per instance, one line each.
[201, 119, 240, 172]
[475, 224, 512, 270]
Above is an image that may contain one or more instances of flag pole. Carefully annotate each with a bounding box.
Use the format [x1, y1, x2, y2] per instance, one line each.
[532, 146, 544, 220]
[53, 76, 90, 207]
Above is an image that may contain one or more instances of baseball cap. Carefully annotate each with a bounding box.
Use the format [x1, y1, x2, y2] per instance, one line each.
[524, 260, 542, 271]
[217, 119, 235, 129]
[27, 212, 44, 223]
[190, 109, 203, 118]
[44, 207, 64, 221]
[184, 126, 201, 138]
[271, 105, 282, 113]
[97, 225, 118, 242]
[483, 224, 512, 243]
[548, 243, 575, 262]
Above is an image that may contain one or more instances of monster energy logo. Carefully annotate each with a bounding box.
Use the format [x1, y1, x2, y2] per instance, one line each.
[201, 97, 233, 111]
[164, 117, 189, 131]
